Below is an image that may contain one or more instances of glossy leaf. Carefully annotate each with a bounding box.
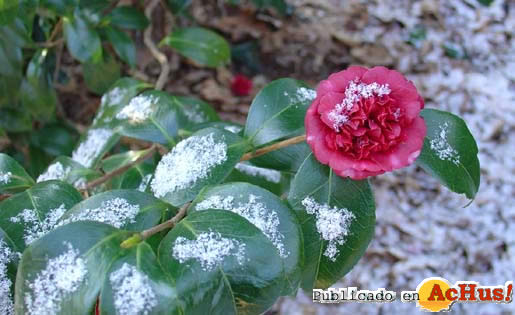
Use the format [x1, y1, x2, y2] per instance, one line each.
[166, 0, 191, 14]
[416, 109, 480, 199]
[223, 162, 285, 196]
[36, 156, 101, 189]
[0, 0, 18, 25]
[161, 27, 231, 68]
[14, 222, 132, 314]
[30, 123, 78, 157]
[0, 180, 82, 251]
[63, 11, 102, 63]
[252, 0, 290, 15]
[288, 153, 376, 289]
[100, 242, 181, 314]
[189, 182, 302, 295]
[92, 77, 150, 127]
[20, 50, 58, 121]
[250, 141, 311, 173]
[58, 189, 173, 231]
[108, 6, 149, 30]
[105, 26, 136, 67]
[70, 127, 120, 169]
[114, 90, 189, 146]
[169, 95, 219, 129]
[244, 78, 314, 147]
[151, 127, 248, 206]
[158, 210, 286, 314]
[82, 52, 121, 95]
[101, 149, 156, 191]
[0, 107, 32, 132]
[0, 153, 34, 193]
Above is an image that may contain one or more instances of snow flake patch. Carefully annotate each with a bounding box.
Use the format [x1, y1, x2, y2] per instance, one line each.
[183, 104, 208, 124]
[37, 162, 70, 183]
[60, 198, 139, 229]
[109, 263, 157, 315]
[24, 242, 87, 315]
[196, 194, 288, 258]
[151, 133, 227, 198]
[138, 174, 152, 192]
[0, 240, 15, 315]
[235, 163, 281, 183]
[0, 172, 12, 185]
[223, 125, 242, 134]
[301, 197, 355, 261]
[101, 87, 126, 107]
[296, 87, 317, 102]
[10, 204, 67, 245]
[116, 94, 157, 122]
[328, 80, 391, 131]
[72, 128, 114, 168]
[430, 122, 460, 165]
[172, 231, 246, 271]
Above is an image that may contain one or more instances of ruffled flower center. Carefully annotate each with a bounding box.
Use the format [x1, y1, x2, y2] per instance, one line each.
[322, 80, 406, 159]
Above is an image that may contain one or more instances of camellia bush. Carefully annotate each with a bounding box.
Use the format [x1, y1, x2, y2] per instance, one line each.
[0, 1, 480, 315]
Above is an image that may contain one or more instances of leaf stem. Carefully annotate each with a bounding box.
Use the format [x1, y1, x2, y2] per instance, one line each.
[144, 0, 171, 90]
[84, 145, 157, 190]
[121, 202, 189, 248]
[240, 134, 306, 161]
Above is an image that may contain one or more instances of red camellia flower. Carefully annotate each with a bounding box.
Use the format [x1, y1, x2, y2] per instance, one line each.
[231, 74, 253, 96]
[305, 66, 426, 180]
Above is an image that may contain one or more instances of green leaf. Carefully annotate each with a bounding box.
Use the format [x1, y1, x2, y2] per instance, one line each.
[416, 109, 480, 199]
[170, 95, 219, 129]
[189, 182, 302, 295]
[104, 26, 136, 67]
[252, 0, 290, 15]
[20, 50, 58, 121]
[0, 20, 25, 106]
[288, 153, 376, 289]
[108, 6, 149, 30]
[0, 180, 82, 251]
[82, 52, 121, 95]
[100, 242, 182, 314]
[0, 228, 18, 314]
[158, 210, 286, 314]
[0, 107, 32, 132]
[30, 123, 78, 157]
[36, 156, 101, 189]
[71, 127, 120, 169]
[477, 0, 494, 6]
[161, 27, 231, 68]
[93, 77, 150, 127]
[151, 127, 248, 206]
[223, 162, 285, 196]
[114, 90, 190, 146]
[63, 11, 102, 63]
[250, 141, 311, 173]
[101, 149, 156, 191]
[59, 189, 173, 231]
[0, 0, 18, 25]
[244, 78, 314, 147]
[14, 221, 132, 314]
[165, 0, 191, 14]
[40, 0, 78, 15]
[0, 153, 34, 193]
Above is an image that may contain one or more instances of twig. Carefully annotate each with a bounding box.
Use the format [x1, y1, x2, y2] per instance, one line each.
[53, 40, 64, 83]
[84, 145, 157, 190]
[144, 0, 171, 90]
[118, 134, 307, 247]
[121, 202, 189, 248]
[241, 134, 306, 161]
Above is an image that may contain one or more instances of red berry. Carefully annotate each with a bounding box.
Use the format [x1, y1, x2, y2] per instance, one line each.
[231, 74, 253, 96]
